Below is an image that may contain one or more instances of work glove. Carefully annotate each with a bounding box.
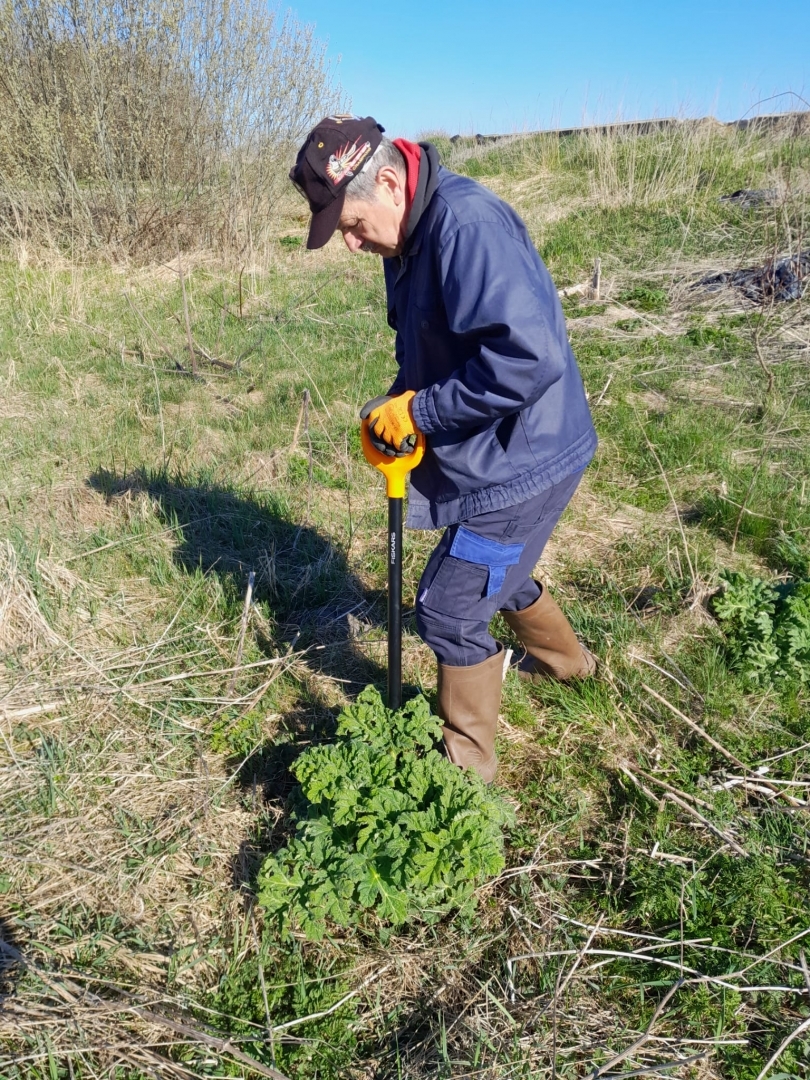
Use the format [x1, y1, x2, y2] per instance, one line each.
[360, 391, 419, 456]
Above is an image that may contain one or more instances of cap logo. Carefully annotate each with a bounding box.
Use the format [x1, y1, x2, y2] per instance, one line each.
[326, 139, 372, 185]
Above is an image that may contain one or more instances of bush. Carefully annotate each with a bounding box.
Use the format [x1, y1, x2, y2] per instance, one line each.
[0, 0, 343, 258]
[258, 687, 515, 940]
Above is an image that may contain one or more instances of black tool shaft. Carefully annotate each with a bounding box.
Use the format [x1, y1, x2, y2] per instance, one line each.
[387, 496, 403, 710]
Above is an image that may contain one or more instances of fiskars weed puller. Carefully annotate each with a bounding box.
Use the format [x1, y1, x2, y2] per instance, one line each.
[360, 411, 424, 709]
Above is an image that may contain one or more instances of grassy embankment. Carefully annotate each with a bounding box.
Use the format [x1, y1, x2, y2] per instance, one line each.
[1, 120, 809, 1079]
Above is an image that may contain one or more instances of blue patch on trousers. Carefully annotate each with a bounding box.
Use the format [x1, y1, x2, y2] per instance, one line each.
[449, 526, 524, 598]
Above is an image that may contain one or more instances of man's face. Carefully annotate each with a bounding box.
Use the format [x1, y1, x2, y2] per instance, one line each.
[336, 167, 407, 258]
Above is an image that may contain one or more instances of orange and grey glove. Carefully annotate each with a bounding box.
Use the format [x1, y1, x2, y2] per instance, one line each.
[360, 391, 420, 456]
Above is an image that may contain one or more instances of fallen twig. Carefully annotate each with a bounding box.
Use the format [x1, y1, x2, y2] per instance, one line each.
[592, 373, 614, 409]
[559, 914, 604, 997]
[120, 653, 289, 689]
[0, 940, 292, 1080]
[227, 571, 255, 694]
[627, 650, 695, 697]
[599, 1051, 710, 1080]
[662, 791, 747, 856]
[592, 979, 684, 1078]
[507, 946, 806, 994]
[715, 776, 807, 806]
[0, 701, 64, 721]
[134, 1007, 291, 1080]
[619, 763, 748, 856]
[629, 764, 715, 811]
[269, 963, 393, 1035]
[642, 683, 803, 806]
[755, 1015, 810, 1080]
[641, 683, 747, 770]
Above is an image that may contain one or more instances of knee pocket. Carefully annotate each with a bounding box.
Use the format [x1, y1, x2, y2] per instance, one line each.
[418, 557, 505, 638]
[418, 528, 525, 624]
[420, 555, 488, 616]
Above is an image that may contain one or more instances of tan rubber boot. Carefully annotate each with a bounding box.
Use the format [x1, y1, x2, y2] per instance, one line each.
[437, 645, 504, 784]
[502, 584, 596, 681]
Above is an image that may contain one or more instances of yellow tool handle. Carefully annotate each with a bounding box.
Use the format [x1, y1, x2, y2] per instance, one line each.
[360, 421, 425, 498]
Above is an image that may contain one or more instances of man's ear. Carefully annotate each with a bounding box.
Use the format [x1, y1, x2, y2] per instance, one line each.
[376, 165, 405, 206]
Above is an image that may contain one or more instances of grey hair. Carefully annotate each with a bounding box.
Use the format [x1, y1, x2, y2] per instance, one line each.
[344, 136, 405, 203]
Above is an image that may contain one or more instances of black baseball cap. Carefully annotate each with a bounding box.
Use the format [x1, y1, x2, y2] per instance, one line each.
[290, 115, 385, 249]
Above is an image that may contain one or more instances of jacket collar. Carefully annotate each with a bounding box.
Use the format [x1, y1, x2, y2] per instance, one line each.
[390, 142, 441, 265]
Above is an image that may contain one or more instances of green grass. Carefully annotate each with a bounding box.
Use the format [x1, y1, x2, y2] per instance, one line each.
[1, 119, 809, 1079]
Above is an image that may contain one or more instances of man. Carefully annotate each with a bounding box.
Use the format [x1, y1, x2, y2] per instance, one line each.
[290, 114, 598, 783]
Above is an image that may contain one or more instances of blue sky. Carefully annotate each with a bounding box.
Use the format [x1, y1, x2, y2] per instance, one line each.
[289, 0, 809, 138]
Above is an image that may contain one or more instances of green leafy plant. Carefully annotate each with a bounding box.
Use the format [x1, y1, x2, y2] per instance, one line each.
[562, 301, 607, 319]
[618, 285, 668, 313]
[615, 317, 644, 332]
[712, 571, 810, 685]
[685, 324, 739, 350]
[257, 687, 515, 940]
[771, 532, 810, 578]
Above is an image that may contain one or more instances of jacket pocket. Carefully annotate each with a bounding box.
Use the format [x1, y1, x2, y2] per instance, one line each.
[430, 426, 521, 496]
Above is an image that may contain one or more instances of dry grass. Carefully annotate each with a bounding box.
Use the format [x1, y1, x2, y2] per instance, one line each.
[2, 116, 809, 1079]
[0, 0, 343, 261]
[0, 532, 312, 1075]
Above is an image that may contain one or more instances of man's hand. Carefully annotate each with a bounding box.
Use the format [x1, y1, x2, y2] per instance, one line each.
[360, 391, 419, 456]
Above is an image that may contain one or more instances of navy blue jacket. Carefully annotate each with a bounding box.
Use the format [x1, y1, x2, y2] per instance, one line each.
[383, 161, 597, 529]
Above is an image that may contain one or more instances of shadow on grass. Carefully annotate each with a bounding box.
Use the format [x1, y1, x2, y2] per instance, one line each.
[87, 467, 392, 882]
[87, 467, 388, 684]
[689, 493, 810, 577]
[0, 914, 23, 999]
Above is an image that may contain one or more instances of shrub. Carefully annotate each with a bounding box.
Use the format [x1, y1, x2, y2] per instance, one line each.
[0, 0, 343, 257]
[712, 571, 810, 685]
[257, 687, 515, 940]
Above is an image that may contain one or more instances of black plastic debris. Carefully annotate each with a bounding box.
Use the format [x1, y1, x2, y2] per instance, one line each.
[719, 188, 778, 207]
[694, 251, 809, 303]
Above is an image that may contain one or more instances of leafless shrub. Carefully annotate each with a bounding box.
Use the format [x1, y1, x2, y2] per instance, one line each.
[0, 0, 344, 259]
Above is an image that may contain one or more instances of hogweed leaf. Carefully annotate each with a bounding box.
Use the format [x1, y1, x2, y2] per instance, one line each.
[257, 690, 512, 939]
[714, 571, 810, 685]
